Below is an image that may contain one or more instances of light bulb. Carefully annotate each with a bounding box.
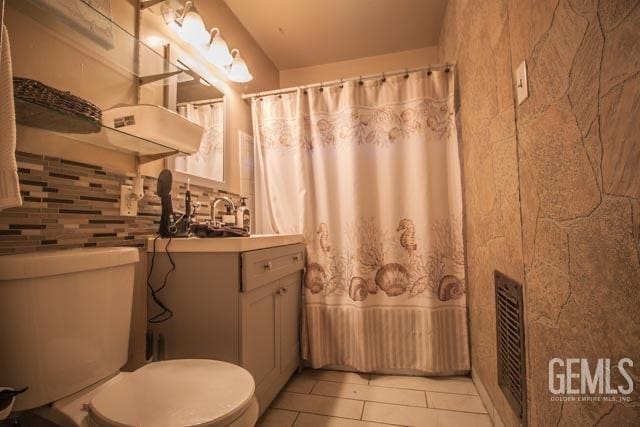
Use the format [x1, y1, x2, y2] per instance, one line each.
[227, 49, 253, 83]
[206, 28, 233, 67]
[177, 2, 209, 45]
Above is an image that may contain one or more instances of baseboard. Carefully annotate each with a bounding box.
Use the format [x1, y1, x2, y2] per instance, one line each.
[472, 368, 505, 427]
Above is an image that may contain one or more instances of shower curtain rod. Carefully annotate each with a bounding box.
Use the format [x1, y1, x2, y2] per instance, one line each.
[176, 96, 224, 107]
[241, 62, 454, 100]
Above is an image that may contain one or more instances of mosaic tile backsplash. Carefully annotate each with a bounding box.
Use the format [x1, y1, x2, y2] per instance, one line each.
[0, 151, 239, 255]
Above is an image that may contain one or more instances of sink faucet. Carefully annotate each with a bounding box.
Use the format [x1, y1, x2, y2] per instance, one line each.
[211, 197, 236, 227]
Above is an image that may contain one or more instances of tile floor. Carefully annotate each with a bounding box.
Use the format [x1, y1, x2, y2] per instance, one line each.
[257, 369, 493, 427]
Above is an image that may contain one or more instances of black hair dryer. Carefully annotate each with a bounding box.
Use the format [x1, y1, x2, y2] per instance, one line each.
[157, 169, 174, 238]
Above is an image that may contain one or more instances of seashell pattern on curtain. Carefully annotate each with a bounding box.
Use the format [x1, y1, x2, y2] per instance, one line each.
[303, 218, 465, 301]
[252, 70, 469, 374]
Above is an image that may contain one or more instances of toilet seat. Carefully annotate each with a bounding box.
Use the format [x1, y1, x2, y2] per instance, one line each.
[88, 359, 256, 427]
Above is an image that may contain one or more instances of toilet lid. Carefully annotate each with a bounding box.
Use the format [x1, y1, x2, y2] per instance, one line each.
[89, 359, 255, 427]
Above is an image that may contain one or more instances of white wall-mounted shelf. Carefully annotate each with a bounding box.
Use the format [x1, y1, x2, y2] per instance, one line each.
[15, 98, 182, 163]
[9, 0, 211, 162]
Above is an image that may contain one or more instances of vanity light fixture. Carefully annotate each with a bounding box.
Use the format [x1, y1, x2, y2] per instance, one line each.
[227, 49, 253, 83]
[160, 2, 253, 84]
[206, 28, 234, 67]
[175, 1, 209, 46]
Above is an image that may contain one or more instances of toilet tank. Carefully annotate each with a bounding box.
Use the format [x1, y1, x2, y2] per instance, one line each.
[0, 248, 140, 412]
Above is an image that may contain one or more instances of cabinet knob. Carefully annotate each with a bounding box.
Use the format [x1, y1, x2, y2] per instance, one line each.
[264, 262, 272, 271]
[277, 287, 288, 296]
[293, 255, 300, 262]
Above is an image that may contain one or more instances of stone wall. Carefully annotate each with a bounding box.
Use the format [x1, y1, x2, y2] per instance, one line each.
[440, 0, 640, 425]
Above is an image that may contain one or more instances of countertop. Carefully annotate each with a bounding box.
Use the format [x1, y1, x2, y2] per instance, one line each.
[146, 234, 304, 252]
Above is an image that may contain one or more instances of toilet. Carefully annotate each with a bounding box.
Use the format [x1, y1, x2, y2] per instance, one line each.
[0, 248, 258, 426]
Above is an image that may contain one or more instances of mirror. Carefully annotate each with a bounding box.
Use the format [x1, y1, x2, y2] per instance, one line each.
[174, 79, 226, 184]
[137, 3, 230, 188]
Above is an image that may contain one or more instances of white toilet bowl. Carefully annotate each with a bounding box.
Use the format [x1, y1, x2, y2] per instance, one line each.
[36, 359, 258, 427]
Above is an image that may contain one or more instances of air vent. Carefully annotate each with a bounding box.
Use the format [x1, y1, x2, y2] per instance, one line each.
[495, 271, 527, 419]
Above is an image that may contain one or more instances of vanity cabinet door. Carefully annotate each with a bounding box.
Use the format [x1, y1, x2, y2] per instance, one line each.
[278, 272, 301, 375]
[240, 281, 280, 401]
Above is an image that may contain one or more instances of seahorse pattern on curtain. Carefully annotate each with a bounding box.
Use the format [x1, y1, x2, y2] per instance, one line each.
[252, 70, 469, 374]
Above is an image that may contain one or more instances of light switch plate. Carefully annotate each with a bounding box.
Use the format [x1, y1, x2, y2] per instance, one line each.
[120, 185, 138, 216]
[516, 61, 529, 105]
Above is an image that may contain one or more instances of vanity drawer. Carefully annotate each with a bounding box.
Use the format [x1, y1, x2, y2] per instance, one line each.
[242, 244, 305, 292]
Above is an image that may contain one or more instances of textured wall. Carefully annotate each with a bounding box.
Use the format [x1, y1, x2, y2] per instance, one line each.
[439, 1, 525, 425]
[440, 0, 640, 425]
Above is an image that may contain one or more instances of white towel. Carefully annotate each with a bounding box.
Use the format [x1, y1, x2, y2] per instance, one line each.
[0, 24, 21, 210]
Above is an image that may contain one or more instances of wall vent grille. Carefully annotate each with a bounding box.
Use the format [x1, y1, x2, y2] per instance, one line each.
[495, 270, 527, 419]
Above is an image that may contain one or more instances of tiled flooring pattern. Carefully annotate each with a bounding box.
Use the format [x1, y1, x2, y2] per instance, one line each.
[258, 369, 493, 427]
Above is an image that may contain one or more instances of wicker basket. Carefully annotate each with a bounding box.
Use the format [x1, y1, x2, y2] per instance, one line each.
[13, 77, 102, 134]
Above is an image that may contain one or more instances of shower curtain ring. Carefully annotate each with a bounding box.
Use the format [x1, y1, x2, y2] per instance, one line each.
[381, 72, 386, 83]
[404, 68, 410, 79]
[319, 82, 324, 92]
[339, 78, 344, 89]
[427, 68, 432, 76]
[358, 76, 363, 86]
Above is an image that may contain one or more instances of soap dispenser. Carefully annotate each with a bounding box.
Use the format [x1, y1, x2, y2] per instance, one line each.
[236, 197, 251, 233]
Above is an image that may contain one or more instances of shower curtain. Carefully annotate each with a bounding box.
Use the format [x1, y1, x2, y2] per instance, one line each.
[252, 70, 469, 374]
[177, 102, 224, 182]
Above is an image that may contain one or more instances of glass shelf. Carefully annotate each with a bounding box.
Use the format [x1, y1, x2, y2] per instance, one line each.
[15, 98, 184, 163]
[13, 0, 194, 87]
[8, 0, 202, 161]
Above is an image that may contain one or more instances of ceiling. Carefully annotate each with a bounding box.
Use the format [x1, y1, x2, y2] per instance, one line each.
[223, 0, 447, 70]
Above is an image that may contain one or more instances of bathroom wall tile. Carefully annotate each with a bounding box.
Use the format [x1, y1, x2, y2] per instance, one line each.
[426, 392, 487, 414]
[362, 402, 493, 427]
[311, 381, 427, 407]
[272, 392, 364, 419]
[369, 375, 478, 396]
[0, 152, 240, 255]
[16, 161, 44, 171]
[294, 413, 394, 427]
[257, 409, 299, 427]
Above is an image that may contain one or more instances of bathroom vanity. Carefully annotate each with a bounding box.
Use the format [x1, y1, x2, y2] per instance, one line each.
[146, 235, 304, 415]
